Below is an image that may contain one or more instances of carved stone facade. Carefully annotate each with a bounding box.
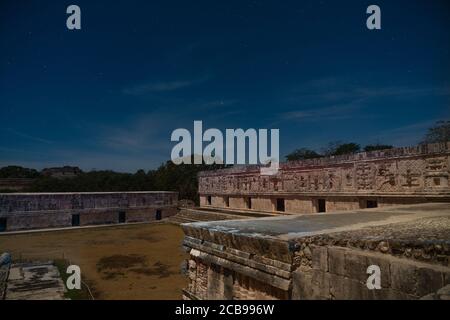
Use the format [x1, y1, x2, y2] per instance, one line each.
[198, 143, 450, 213]
[0, 191, 178, 232]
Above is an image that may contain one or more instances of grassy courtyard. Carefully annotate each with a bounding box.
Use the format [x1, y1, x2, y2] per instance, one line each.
[0, 223, 188, 300]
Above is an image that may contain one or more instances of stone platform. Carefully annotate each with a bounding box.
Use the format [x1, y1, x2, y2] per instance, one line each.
[168, 207, 273, 224]
[5, 262, 66, 300]
[181, 203, 450, 300]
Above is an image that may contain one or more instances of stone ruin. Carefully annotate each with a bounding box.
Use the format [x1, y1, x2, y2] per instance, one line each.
[198, 142, 450, 213]
[182, 203, 450, 300]
[0, 191, 178, 232]
[181, 142, 450, 300]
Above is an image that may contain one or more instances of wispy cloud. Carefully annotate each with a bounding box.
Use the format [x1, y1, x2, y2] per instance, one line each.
[373, 119, 444, 146]
[2, 128, 54, 144]
[196, 99, 238, 110]
[279, 77, 450, 122]
[288, 78, 450, 105]
[280, 99, 365, 121]
[97, 114, 172, 152]
[123, 76, 209, 95]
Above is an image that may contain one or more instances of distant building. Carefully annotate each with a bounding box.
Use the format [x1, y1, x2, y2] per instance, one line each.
[41, 166, 82, 179]
[0, 191, 178, 232]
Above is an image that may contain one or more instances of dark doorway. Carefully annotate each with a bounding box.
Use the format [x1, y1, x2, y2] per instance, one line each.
[118, 211, 126, 223]
[156, 209, 162, 221]
[71, 214, 80, 227]
[0, 218, 6, 232]
[245, 197, 252, 209]
[366, 200, 378, 208]
[207, 196, 212, 205]
[318, 199, 326, 213]
[276, 198, 285, 212]
[224, 197, 230, 207]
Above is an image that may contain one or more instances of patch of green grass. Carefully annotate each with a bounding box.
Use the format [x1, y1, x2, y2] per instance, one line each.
[54, 259, 93, 300]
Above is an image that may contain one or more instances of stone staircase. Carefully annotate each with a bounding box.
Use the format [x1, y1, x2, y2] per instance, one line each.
[167, 207, 273, 225]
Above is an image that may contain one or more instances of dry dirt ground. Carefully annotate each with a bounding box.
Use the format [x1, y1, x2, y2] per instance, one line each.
[0, 223, 188, 300]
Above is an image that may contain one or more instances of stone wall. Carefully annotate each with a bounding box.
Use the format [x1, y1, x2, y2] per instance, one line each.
[198, 142, 450, 214]
[0, 191, 178, 232]
[181, 203, 450, 300]
[293, 245, 449, 300]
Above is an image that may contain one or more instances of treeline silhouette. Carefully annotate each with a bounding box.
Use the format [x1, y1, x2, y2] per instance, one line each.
[285, 121, 450, 161]
[0, 161, 225, 204]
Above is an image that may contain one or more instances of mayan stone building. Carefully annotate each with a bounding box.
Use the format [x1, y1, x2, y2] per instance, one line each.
[0, 191, 178, 232]
[182, 203, 450, 300]
[182, 142, 450, 300]
[198, 142, 450, 214]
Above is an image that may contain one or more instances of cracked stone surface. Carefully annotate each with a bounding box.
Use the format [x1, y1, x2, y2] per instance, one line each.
[182, 203, 450, 265]
[5, 262, 66, 300]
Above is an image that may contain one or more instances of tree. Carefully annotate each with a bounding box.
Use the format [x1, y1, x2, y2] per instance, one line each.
[285, 148, 322, 161]
[333, 143, 360, 155]
[322, 142, 361, 156]
[0, 166, 40, 179]
[422, 120, 450, 144]
[364, 144, 394, 152]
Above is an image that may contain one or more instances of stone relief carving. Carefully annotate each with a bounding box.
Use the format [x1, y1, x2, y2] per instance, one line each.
[198, 155, 450, 195]
[398, 160, 423, 190]
[424, 157, 449, 189]
[376, 162, 397, 191]
[355, 163, 375, 190]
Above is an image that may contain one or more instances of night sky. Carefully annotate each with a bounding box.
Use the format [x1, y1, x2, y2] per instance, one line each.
[1, 0, 449, 172]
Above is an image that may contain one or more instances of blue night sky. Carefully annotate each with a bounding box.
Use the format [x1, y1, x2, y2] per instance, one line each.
[1, 0, 449, 172]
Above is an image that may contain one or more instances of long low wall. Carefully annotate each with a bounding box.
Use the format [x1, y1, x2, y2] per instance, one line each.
[198, 142, 450, 214]
[199, 194, 447, 214]
[0, 191, 178, 232]
[181, 203, 450, 300]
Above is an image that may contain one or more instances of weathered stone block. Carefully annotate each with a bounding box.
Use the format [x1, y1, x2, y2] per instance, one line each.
[292, 269, 313, 300]
[207, 265, 223, 299]
[329, 273, 370, 300]
[416, 267, 444, 297]
[329, 273, 345, 299]
[370, 288, 415, 300]
[223, 270, 234, 300]
[444, 271, 450, 286]
[311, 245, 328, 272]
[311, 269, 331, 299]
[390, 261, 416, 295]
[328, 246, 346, 276]
[344, 250, 368, 282]
[342, 276, 370, 300]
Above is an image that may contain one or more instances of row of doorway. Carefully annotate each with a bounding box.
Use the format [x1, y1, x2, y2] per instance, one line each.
[0, 218, 6, 232]
[71, 210, 163, 227]
[204, 196, 379, 214]
[273, 198, 378, 213]
[0, 210, 165, 232]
